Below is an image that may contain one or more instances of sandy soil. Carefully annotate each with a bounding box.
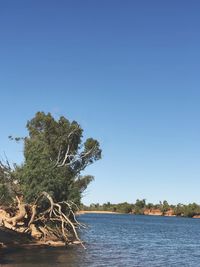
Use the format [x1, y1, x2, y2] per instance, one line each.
[76, 210, 121, 215]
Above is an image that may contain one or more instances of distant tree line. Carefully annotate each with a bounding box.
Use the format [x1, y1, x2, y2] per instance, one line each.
[81, 199, 200, 218]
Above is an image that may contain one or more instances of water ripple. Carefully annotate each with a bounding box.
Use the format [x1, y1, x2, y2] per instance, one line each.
[1, 214, 200, 266]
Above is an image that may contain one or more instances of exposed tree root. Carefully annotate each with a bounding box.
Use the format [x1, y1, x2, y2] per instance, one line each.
[0, 192, 85, 249]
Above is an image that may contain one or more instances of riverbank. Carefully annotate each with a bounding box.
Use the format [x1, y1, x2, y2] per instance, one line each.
[82, 200, 200, 218]
[77, 209, 200, 219]
[76, 210, 121, 215]
[0, 226, 80, 249]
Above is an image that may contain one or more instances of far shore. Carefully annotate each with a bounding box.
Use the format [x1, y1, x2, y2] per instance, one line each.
[76, 210, 200, 219]
[76, 210, 122, 215]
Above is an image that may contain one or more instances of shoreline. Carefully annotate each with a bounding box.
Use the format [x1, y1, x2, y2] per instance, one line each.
[76, 210, 121, 215]
[0, 226, 80, 249]
[77, 210, 200, 219]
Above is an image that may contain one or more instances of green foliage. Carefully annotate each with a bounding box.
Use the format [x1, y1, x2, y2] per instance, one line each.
[0, 161, 19, 205]
[160, 200, 170, 214]
[135, 199, 146, 209]
[146, 203, 154, 209]
[118, 203, 133, 213]
[83, 199, 200, 217]
[0, 184, 12, 205]
[6, 112, 101, 205]
[182, 203, 200, 217]
[83, 202, 134, 214]
[133, 199, 145, 214]
[173, 203, 184, 216]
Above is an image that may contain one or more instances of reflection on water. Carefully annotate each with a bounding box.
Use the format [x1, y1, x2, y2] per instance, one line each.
[0, 246, 85, 267]
[1, 214, 200, 266]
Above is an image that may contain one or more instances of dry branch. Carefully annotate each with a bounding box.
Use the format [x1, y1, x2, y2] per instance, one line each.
[0, 192, 85, 248]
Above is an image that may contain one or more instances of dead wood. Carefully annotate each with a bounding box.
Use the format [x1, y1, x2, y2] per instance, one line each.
[0, 192, 85, 249]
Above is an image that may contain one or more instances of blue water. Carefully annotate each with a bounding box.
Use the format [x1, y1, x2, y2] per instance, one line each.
[1, 214, 200, 266]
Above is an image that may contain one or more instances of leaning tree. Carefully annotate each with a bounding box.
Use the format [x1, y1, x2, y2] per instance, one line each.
[0, 112, 101, 247]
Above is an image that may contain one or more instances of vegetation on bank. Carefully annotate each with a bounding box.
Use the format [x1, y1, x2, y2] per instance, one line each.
[0, 112, 101, 247]
[81, 199, 200, 218]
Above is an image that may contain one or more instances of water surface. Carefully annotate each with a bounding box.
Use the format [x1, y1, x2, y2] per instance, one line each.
[1, 214, 200, 266]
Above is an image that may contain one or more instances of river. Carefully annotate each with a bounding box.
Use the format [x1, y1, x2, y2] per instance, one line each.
[1, 214, 200, 266]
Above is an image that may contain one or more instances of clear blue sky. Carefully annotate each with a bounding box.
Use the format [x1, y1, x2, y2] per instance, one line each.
[1, 1, 200, 205]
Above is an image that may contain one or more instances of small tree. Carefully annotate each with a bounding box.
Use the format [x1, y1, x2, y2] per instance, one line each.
[0, 112, 102, 247]
[161, 200, 170, 214]
[14, 112, 101, 204]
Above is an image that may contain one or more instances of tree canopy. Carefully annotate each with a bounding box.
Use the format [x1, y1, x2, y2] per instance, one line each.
[1, 111, 102, 206]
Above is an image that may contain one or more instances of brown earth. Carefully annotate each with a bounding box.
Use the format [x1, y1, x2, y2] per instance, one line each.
[143, 209, 163, 216]
[192, 215, 200, 218]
